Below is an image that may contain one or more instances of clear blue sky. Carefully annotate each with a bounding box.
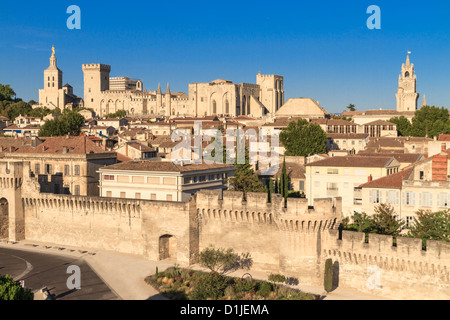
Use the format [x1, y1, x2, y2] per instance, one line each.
[1, 0, 450, 114]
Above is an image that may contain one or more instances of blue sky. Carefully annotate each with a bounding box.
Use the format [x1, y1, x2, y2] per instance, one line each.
[1, 0, 450, 114]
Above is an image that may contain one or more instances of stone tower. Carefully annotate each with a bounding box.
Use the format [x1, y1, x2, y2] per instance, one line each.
[256, 72, 284, 115]
[82, 63, 111, 114]
[396, 54, 419, 112]
[38, 46, 63, 109]
[166, 83, 172, 116]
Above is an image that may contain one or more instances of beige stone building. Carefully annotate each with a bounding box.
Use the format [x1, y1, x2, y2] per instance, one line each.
[98, 160, 235, 202]
[326, 133, 369, 154]
[0, 135, 117, 196]
[38, 47, 83, 110]
[358, 148, 450, 226]
[305, 156, 401, 216]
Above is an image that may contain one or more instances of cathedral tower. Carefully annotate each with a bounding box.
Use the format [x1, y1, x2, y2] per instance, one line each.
[396, 53, 419, 112]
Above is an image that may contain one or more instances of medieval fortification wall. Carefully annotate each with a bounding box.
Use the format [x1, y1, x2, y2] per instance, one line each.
[0, 161, 448, 299]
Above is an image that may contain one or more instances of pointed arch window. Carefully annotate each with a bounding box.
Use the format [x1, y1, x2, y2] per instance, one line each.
[405, 71, 410, 78]
[212, 100, 217, 114]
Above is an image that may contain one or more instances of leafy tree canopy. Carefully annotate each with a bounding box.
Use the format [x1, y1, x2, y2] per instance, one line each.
[279, 119, 327, 157]
[407, 210, 450, 242]
[38, 109, 85, 137]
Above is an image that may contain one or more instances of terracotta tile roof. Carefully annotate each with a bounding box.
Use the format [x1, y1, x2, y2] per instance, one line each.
[12, 135, 114, 155]
[438, 134, 450, 141]
[127, 142, 155, 152]
[359, 167, 413, 189]
[305, 156, 396, 168]
[257, 162, 306, 179]
[355, 153, 424, 164]
[101, 160, 235, 173]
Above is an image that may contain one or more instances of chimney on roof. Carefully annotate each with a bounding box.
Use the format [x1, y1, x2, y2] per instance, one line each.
[66, 134, 69, 139]
[368, 175, 373, 182]
[442, 143, 447, 152]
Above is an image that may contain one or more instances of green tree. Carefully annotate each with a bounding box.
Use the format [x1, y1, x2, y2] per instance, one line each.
[407, 210, 450, 243]
[0, 275, 34, 300]
[343, 212, 375, 233]
[346, 104, 356, 112]
[281, 157, 289, 200]
[409, 106, 450, 138]
[268, 177, 273, 203]
[105, 109, 127, 118]
[372, 204, 404, 237]
[324, 258, 333, 293]
[279, 119, 327, 157]
[229, 147, 266, 195]
[38, 110, 85, 137]
[198, 246, 252, 275]
[0, 84, 16, 101]
[389, 116, 412, 137]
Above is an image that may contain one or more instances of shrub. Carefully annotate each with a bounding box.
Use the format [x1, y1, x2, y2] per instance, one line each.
[234, 278, 255, 294]
[324, 258, 333, 293]
[0, 275, 34, 300]
[189, 272, 230, 300]
[268, 274, 286, 283]
[256, 281, 272, 297]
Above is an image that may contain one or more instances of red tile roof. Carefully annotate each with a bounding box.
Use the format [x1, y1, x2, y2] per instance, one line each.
[359, 167, 413, 189]
[12, 135, 114, 155]
[101, 160, 235, 173]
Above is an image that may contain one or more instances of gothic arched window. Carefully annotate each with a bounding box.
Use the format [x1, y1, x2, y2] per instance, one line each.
[212, 100, 217, 114]
[405, 71, 410, 78]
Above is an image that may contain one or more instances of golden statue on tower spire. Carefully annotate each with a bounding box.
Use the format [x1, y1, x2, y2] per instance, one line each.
[52, 45, 55, 57]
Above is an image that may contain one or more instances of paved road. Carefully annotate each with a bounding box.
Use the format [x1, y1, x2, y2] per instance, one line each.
[0, 247, 119, 300]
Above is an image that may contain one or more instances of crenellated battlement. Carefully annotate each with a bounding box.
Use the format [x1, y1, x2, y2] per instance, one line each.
[196, 190, 341, 232]
[82, 63, 111, 71]
[323, 229, 450, 281]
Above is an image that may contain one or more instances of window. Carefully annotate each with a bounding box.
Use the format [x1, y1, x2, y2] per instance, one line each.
[327, 182, 338, 191]
[208, 175, 214, 181]
[370, 190, 382, 204]
[184, 177, 191, 184]
[151, 194, 156, 200]
[199, 176, 206, 182]
[212, 100, 217, 114]
[420, 192, 433, 207]
[166, 194, 173, 201]
[64, 165, 70, 176]
[403, 192, 416, 206]
[135, 193, 141, 199]
[35, 164, 40, 175]
[225, 100, 230, 114]
[386, 191, 399, 205]
[299, 181, 305, 191]
[327, 168, 339, 175]
[419, 171, 424, 180]
[74, 185, 80, 196]
[104, 175, 115, 181]
[45, 164, 52, 175]
[74, 165, 80, 176]
[315, 168, 320, 174]
[120, 192, 126, 198]
[106, 191, 112, 197]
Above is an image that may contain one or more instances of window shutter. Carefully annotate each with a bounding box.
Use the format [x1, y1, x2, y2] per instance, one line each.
[402, 192, 406, 205]
[369, 190, 373, 204]
[412, 192, 415, 206]
[419, 193, 422, 206]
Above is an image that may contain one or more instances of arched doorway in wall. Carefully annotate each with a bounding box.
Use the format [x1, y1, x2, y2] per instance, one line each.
[0, 198, 9, 240]
[159, 234, 177, 260]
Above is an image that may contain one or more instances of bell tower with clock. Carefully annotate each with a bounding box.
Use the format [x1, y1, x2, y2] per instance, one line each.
[396, 53, 419, 112]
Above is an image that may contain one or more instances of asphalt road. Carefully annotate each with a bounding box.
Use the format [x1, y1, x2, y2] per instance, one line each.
[0, 247, 119, 300]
